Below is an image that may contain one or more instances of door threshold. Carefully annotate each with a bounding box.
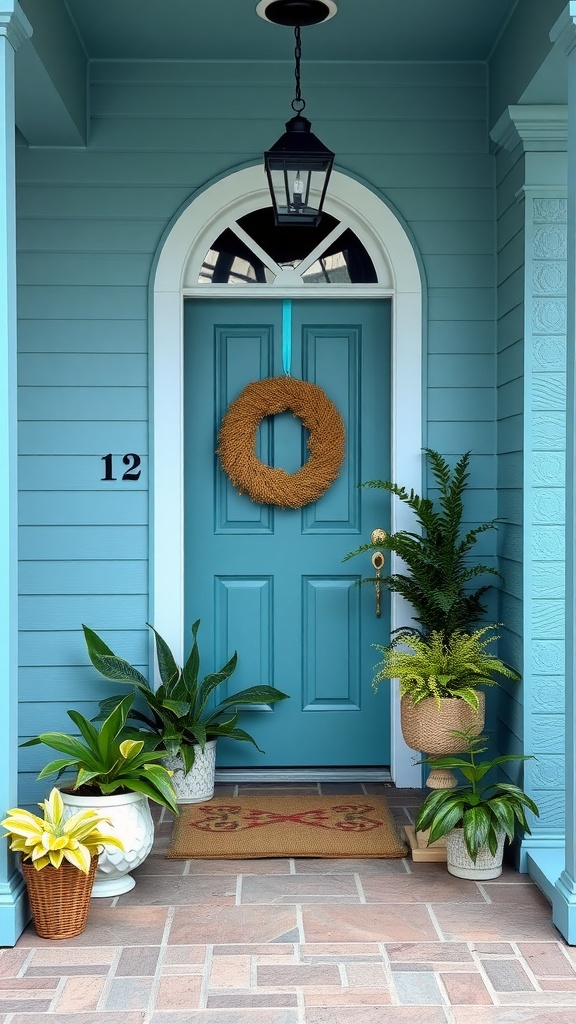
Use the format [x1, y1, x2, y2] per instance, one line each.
[214, 768, 393, 783]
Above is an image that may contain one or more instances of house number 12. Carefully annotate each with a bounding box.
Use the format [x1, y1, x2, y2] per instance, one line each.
[101, 453, 142, 481]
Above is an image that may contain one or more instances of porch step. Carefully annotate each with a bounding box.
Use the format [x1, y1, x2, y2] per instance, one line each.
[214, 768, 393, 782]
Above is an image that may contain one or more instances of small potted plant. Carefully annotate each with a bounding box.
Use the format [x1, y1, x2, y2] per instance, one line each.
[2, 787, 123, 938]
[371, 625, 520, 785]
[82, 619, 290, 803]
[21, 694, 178, 897]
[415, 732, 539, 879]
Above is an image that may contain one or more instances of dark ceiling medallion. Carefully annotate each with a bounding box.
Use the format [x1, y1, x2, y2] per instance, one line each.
[260, 0, 336, 227]
[256, 0, 337, 27]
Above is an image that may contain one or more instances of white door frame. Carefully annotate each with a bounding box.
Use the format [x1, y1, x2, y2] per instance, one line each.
[151, 165, 423, 786]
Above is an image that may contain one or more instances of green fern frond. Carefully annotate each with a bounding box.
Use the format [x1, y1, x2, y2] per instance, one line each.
[372, 626, 520, 705]
[347, 449, 502, 641]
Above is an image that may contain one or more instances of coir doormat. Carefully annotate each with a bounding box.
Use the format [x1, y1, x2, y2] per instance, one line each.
[166, 794, 408, 859]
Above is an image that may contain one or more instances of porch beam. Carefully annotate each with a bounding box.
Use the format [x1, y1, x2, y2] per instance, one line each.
[0, 0, 31, 946]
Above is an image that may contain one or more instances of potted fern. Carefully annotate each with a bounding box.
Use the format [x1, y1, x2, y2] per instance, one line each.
[82, 620, 289, 803]
[372, 626, 520, 785]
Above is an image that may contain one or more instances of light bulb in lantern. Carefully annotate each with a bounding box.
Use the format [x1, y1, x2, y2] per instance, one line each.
[293, 175, 304, 207]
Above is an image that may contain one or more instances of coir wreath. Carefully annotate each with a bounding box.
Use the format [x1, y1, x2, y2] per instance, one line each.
[217, 377, 345, 509]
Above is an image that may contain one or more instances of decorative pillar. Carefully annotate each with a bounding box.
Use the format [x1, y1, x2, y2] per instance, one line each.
[490, 105, 568, 867]
[0, 0, 31, 946]
[550, 1, 576, 944]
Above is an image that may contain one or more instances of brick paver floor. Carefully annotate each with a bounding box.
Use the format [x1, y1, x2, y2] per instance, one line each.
[2, 782, 575, 1023]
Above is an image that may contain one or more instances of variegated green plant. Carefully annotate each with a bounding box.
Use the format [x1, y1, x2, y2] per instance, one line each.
[415, 732, 539, 862]
[2, 787, 123, 873]
[372, 626, 520, 709]
[21, 694, 178, 814]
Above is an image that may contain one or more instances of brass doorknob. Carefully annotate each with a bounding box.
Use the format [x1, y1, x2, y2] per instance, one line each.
[370, 528, 387, 545]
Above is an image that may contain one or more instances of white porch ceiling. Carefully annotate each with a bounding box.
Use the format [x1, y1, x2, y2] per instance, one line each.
[63, 0, 518, 62]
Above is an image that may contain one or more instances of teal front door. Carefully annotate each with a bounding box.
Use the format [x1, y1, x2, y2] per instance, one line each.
[183, 298, 391, 769]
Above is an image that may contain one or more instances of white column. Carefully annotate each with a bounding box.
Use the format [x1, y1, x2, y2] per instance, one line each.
[0, 0, 31, 946]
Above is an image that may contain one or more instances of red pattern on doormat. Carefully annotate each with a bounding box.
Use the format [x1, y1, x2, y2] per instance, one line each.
[188, 802, 384, 833]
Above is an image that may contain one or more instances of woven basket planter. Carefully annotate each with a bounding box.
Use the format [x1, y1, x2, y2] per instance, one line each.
[400, 692, 485, 754]
[21, 856, 98, 939]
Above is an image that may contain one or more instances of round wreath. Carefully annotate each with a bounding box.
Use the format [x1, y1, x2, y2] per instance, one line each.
[217, 377, 346, 509]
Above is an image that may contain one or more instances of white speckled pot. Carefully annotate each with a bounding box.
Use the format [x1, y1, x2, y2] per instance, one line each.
[59, 789, 154, 897]
[445, 827, 506, 880]
[163, 740, 217, 803]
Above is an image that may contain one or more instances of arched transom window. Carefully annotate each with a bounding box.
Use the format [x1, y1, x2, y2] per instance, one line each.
[197, 206, 380, 287]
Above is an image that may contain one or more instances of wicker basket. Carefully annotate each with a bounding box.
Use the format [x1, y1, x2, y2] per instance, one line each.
[400, 692, 485, 754]
[21, 856, 98, 939]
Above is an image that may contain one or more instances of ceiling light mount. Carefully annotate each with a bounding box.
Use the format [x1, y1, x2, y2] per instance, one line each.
[256, 1, 337, 28]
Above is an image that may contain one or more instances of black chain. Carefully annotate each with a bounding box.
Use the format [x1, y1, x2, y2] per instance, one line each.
[291, 26, 306, 114]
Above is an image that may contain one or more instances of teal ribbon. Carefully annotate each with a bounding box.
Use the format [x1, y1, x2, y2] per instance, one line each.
[282, 298, 292, 376]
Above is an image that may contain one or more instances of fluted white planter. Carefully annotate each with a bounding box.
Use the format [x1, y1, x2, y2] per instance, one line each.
[445, 827, 506, 880]
[163, 740, 217, 803]
[60, 789, 154, 897]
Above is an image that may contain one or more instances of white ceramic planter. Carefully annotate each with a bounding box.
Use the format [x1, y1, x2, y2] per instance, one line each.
[445, 827, 506, 880]
[163, 740, 217, 803]
[60, 789, 154, 897]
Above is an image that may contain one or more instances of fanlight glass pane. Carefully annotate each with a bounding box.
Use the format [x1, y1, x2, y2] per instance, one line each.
[237, 207, 339, 268]
[198, 229, 275, 285]
[302, 229, 377, 284]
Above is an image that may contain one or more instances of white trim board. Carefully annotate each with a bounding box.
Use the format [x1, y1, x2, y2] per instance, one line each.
[151, 165, 423, 787]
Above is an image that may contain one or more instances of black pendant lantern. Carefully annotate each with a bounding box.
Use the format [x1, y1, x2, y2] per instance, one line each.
[262, 3, 335, 227]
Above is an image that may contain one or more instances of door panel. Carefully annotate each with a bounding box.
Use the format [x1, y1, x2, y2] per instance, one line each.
[184, 298, 391, 768]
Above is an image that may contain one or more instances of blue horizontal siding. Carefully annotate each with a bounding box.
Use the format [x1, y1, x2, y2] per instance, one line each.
[17, 216, 164, 253]
[19, 560, 148, 594]
[19, 492, 147, 526]
[19, 666, 134, 703]
[18, 422, 147, 455]
[428, 354, 494, 387]
[428, 388, 494, 421]
[18, 456, 148, 490]
[19, 595, 149, 631]
[90, 82, 487, 121]
[428, 321, 495, 353]
[17, 152, 495, 191]
[19, 629, 148, 667]
[428, 289, 494, 321]
[19, 526, 148, 560]
[18, 319, 147, 353]
[17, 285, 147, 320]
[19, 386, 148, 420]
[17, 252, 151, 286]
[19, 353, 147, 386]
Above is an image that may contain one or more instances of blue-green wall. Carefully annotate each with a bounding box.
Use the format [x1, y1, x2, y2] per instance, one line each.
[16, 59, 498, 803]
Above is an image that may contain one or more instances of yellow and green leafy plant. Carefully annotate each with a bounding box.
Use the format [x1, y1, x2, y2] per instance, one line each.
[2, 787, 123, 873]
[372, 626, 520, 709]
[21, 694, 179, 814]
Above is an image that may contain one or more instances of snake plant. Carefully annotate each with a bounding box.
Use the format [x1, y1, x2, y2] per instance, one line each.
[82, 620, 289, 774]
